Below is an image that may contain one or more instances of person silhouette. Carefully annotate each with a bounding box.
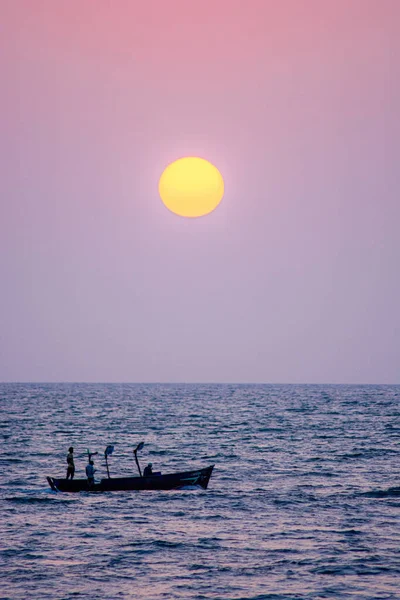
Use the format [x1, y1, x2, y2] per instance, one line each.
[143, 463, 153, 476]
[85, 459, 96, 488]
[66, 447, 75, 480]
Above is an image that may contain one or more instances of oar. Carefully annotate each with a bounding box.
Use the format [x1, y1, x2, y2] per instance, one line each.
[104, 445, 114, 479]
[133, 442, 144, 477]
[87, 449, 98, 462]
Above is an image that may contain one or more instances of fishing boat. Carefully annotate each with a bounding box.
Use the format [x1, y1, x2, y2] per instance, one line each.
[47, 442, 214, 493]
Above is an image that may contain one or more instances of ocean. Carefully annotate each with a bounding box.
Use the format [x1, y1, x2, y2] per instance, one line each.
[1, 383, 399, 600]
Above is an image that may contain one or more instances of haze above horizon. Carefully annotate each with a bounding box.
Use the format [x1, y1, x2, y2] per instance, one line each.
[1, 1, 399, 384]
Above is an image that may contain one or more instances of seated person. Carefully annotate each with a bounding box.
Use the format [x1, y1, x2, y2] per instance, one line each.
[143, 463, 153, 476]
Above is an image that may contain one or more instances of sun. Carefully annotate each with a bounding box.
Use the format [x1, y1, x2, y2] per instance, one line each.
[159, 157, 224, 218]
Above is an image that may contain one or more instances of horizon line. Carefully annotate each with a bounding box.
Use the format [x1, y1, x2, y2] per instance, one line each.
[1, 381, 399, 386]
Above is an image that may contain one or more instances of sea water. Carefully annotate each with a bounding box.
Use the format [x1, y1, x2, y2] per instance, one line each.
[1, 383, 399, 599]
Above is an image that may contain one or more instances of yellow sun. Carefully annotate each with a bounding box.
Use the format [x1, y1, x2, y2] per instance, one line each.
[159, 157, 224, 218]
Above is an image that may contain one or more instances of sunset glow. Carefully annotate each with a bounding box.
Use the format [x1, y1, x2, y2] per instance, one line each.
[158, 157, 224, 218]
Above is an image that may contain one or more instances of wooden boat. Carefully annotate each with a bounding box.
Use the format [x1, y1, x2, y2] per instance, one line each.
[47, 464, 214, 493]
[47, 442, 214, 493]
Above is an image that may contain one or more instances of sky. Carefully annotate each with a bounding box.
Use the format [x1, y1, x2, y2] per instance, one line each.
[1, 0, 399, 384]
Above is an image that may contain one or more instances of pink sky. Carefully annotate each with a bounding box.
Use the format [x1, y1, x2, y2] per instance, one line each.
[1, 0, 399, 382]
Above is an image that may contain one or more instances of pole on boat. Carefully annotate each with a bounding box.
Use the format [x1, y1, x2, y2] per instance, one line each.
[133, 441, 144, 477]
[104, 445, 114, 479]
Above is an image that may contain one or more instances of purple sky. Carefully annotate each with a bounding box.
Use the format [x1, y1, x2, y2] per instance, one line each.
[1, 0, 399, 383]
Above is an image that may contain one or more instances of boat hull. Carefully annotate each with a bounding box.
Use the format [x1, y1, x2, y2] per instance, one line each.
[47, 465, 214, 493]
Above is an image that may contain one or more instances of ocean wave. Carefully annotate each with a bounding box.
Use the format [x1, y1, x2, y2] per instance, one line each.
[2, 382, 400, 600]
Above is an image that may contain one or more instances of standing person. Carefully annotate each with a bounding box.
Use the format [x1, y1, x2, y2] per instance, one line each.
[85, 459, 96, 488]
[66, 447, 75, 480]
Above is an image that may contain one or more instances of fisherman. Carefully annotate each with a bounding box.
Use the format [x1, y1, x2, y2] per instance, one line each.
[85, 459, 96, 488]
[66, 446, 75, 480]
[143, 463, 153, 476]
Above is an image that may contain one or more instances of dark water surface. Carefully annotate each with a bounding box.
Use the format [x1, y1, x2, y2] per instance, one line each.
[1, 383, 400, 599]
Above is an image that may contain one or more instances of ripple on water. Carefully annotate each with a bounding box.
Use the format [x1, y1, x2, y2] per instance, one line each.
[1, 383, 400, 600]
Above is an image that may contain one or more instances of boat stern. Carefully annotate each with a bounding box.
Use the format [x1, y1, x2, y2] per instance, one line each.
[47, 476, 58, 491]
